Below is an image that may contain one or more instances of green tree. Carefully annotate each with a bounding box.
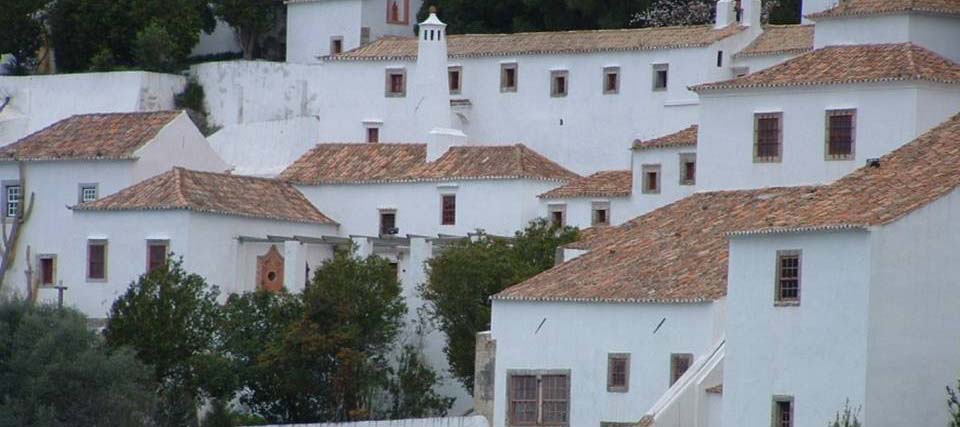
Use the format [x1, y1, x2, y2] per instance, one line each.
[0, 299, 157, 426]
[386, 345, 455, 418]
[211, 0, 285, 60]
[255, 249, 407, 422]
[949, 381, 960, 427]
[417, 0, 652, 34]
[104, 257, 235, 425]
[133, 21, 179, 73]
[421, 218, 578, 391]
[0, 0, 47, 74]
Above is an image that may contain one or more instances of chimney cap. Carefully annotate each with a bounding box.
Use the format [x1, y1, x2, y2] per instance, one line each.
[429, 5, 437, 13]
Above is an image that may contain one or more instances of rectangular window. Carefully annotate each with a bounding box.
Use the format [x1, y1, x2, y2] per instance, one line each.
[330, 36, 343, 54]
[360, 27, 371, 45]
[754, 112, 783, 163]
[39, 255, 55, 286]
[449, 66, 462, 94]
[389, 262, 399, 278]
[603, 66, 620, 94]
[385, 69, 406, 97]
[772, 396, 794, 427]
[679, 153, 696, 186]
[78, 183, 98, 203]
[592, 202, 610, 226]
[508, 371, 570, 426]
[5, 183, 20, 218]
[776, 250, 801, 305]
[550, 70, 568, 97]
[380, 210, 397, 236]
[386, 0, 408, 24]
[607, 353, 630, 392]
[548, 204, 566, 227]
[825, 109, 856, 160]
[87, 239, 107, 281]
[501, 63, 518, 93]
[441, 194, 456, 225]
[642, 164, 661, 194]
[652, 64, 669, 91]
[717, 50, 724, 67]
[367, 127, 380, 143]
[147, 240, 168, 272]
[670, 353, 694, 386]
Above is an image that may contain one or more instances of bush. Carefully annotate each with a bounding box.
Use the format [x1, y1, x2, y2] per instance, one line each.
[133, 21, 178, 73]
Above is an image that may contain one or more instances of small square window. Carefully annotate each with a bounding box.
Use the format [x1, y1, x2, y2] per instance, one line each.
[380, 210, 398, 236]
[367, 127, 380, 143]
[652, 64, 669, 91]
[548, 204, 566, 227]
[39, 255, 56, 286]
[87, 239, 108, 281]
[772, 396, 794, 427]
[679, 153, 696, 186]
[592, 202, 610, 226]
[641, 164, 661, 194]
[441, 194, 456, 225]
[385, 69, 406, 97]
[670, 353, 693, 386]
[775, 250, 801, 305]
[501, 63, 518, 93]
[607, 353, 630, 392]
[551, 70, 568, 97]
[825, 109, 856, 160]
[754, 112, 783, 163]
[147, 240, 169, 273]
[78, 183, 98, 203]
[449, 66, 462, 94]
[330, 36, 344, 54]
[603, 66, 620, 94]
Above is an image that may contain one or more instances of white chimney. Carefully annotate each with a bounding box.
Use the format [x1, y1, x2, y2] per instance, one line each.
[715, 0, 736, 28]
[413, 7, 453, 138]
[741, 0, 762, 27]
[427, 127, 467, 162]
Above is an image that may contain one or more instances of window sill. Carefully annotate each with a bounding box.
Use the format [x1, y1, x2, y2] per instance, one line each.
[500, 88, 518, 93]
[607, 387, 628, 393]
[680, 181, 695, 186]
[825, 155, 854, 161]
[753, 158, 782, 164]
[385, 93, 406, 98]
[774, 301, 800, 307]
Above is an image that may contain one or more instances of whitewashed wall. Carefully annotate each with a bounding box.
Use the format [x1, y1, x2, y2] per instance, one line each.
[490, 300, 721, 427]
[537, 197, 633, 229]
[697, 82, 960, 191]
[132, 112, 231, 180]
[723, 229, 872, 427]
[250, 415, 487, 427]
[209, 116, 322, 176]
[813, 14, 960, 63]
[628, 145, 698, 216]
[731, 51, 800, 76]
[0, 72, 186, 145]
[287, 0, 364, 63]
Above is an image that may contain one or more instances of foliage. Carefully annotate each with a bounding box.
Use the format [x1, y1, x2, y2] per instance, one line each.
[418, 0, 653, 34]
[949, 381, 960, 427]
[633, 0, 796, 27]
[88, 47, 118, 72]
[48, 0, 214, 72]
[828, 399, 862, 427]
[254, 249, 407, 422]
[104, 257, 235, 420]
[421, 218, 578, 391]
[0, 0, 47, 74]
[211, 0, 285, 60]
[134, 21, 179, 73]
[0, 299, 157, 426]
[202, 399, 236, 427]
[175, 79, 219, 136]
[386, 345, 455, 418]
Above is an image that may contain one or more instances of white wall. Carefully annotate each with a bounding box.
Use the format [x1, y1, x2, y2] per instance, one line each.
[629, 145, 698, 215]
[731, 51, 801, 77]
[801, 0, 839, 23]
[0, 72, 186, 145]
[490, 300, 720, 427]
[133, 112, 230, 181]
[723, 230, 872, 427]
[697, 82, 960, 191]
[538, 197, 633, 229]
[864, 188, 960, 426]
[287, 0, 364, 63]
[209, 116, 323, 176]
[813, 14, 960, 63]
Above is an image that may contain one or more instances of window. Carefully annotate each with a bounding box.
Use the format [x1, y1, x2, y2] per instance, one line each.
[652, 64, 669, 91]
[38, 255, 56, 286]
[550, 70, 568, 97]
[441, 194, 456, 225]
[717, 50, 724, 67]
[603, 66, 620, 94]
[679, 153, 696, 185]
[389, 262, 399, 278]
[508, 371, 570, 426]
[772, 396, 794, 427]
[330, 36, 343, 54]
[380, 210, 397, 236]
[386, 0, 408, 24]
[776, 250, 801, 305]
[449, 66, 462, 94]
[78, 183, 98, 203]
[385, 69, 406, 97]
[548, 204, 565, 227]
[607, 353, 630, 392]
[501, 63, 518, 93]
[87, 239, 107, 281]
[670, 353, 694, 386]
[642, 164, 661, 194]
[147, 240, 168, 272]
[367, 127, 380, 143]
[360, 27, 371, 45]
[592, 202, 610, 226]
[4, 182, 20, 218]
[754, 112, 783, 163]
[825, 109, 856, 160]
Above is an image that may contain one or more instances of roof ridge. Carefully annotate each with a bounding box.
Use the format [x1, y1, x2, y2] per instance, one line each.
[172, 167, 190, 207]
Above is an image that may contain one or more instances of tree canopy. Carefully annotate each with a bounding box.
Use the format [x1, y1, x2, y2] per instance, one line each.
[210, 0, 285, 60]
[0, 0, 47, 74]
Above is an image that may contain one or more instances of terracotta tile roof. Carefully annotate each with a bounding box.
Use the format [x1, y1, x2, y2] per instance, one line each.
[327, 25, 744, 61]
[734, 25, 813, 57]
[495, 113, 960, 303]
[807, 0, 960, 19]
[539, 170, 631, 199]
[278, 143, 427, 184]
[694, 43, 960, 92]
[633, 125, 698, 150]
[0, 111, 180, 161]
[411, 144, 579, 182]
[75, 167, 336, 225]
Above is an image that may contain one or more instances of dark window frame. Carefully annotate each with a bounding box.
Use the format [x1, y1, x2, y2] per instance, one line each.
[87, 239, 108, 282]
[825, 109, 856, 161]
[772, 395, 794, 427]
[652, 63, 669, 91]
[754, 112, 783, 163]
[591, 201, 610, 226]
[775, 249, 801, 306]
[38, 254, 56, 287]
[607, 353, 630, 392]
[366, 127, 380, 143]
[379, 210, 398, 236]
[330, 36, 344, 55]
[448, 65, 462, 94]
[147, 239, 169, 273]
[441, 194, 456, 225]
[548, 204, 566, 227]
